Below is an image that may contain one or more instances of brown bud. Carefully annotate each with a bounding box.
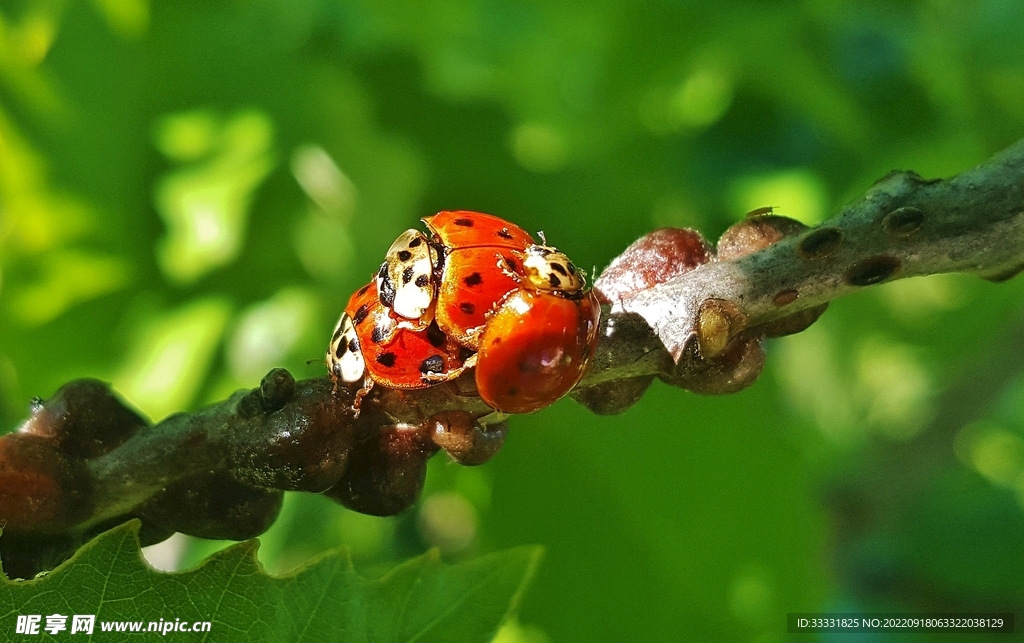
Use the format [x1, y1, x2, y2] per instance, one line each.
[235, 377, 354, 492]
[571, 376, 654, 415]
[717, 215, 808, 260]
[428, 411, 507, 466]
[595, 228, 712, 302]
[758, 303, 829, 338]
[718, 217, 830, 337]
[325, 425, 438, 516]
[845, 255, 901, 287]
[796, 227, 843, 260]
[881, 206, 924, 237]
[19, 379, 147, 459]
[260, 368, 296, 411]
[696, 298, 746, 359]
[665, 336, 765, 395]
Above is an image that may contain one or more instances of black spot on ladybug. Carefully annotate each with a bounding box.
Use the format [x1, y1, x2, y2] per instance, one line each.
[397, 250, 412, 262]
[402, 266, 415, 284]
[348, 338, 358, 353]
[353, 305, 370, 325]
[459, 302, 476, 314]
[504, 256, 519, 272]
[379, 275, 396, 308]
[376, 352, 397, 367]
[371, 326, 386, 344]
[551, 263, 568, 275]
[419, 355, 444, 374]
[463, 272, 483, 287]
[497, 228, 513, 239]
[492, 337, 502, 345]
[408, 236, 423, 247]
[548, 274, 562, 288]
[507, 386, 520, 397]
[454, 217, 474, 227]
[415, 274, 429, 287]
[357, 284, 370, 296]
[426, 322, 446, 348]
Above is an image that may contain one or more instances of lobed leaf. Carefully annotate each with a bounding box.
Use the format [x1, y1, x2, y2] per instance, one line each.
[0, 521, 542, 643]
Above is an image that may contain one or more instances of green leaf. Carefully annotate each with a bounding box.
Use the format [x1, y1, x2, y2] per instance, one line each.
[0, 521, 542, 643]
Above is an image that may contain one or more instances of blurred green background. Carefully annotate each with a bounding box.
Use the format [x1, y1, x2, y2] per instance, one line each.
[2, 0, 1024, 640]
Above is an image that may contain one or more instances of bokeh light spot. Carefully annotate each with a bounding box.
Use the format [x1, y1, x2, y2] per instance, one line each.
[492, 618, 551, 643]
[856, 338, 933, 441]
[11, 251, 130, 325]
[291, 145, 357, 217]
[730, 170, 827, 225]
[417, 492, 478, 555]
[90, 0, 150, 39]
[956, 422, 1024, 488]
[510, 122, 568, 173]
[153, 109, 275, 284]
[227, 287, 317, 382]
[728, 568, 773, 623]
[112, 298, 232, 421]
[668, 67, 734, 130]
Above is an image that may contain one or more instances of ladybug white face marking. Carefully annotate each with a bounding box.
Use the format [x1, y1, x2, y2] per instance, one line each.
[522, 245, 585, 294]
[376, 229, 438, 319]
[327, 312, 366, 383]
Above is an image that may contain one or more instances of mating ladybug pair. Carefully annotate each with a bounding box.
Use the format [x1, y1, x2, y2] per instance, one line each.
[326, 211, 601, 414]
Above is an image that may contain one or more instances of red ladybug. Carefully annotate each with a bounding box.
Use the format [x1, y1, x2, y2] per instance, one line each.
[327, 280, 472, 392]
[475, 284, 600, 414]
[420, 210, 535, 349]
[422, 212, 601, 413]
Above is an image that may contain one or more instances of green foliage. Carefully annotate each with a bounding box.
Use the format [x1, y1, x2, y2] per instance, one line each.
[1, 521, 540, 642]
[2, 0, 1024, 640]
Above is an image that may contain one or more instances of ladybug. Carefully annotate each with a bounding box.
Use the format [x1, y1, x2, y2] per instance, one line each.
[419, 214, 599, 402]
[421, 210, 536, 349]
[327, 280, 473, 393]
[473, 246, 601, 414]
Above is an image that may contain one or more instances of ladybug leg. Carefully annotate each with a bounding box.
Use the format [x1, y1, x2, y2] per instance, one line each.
[427, 410, 508, 466]
[351, 375, 374, 418]
[421, 371, 455, 384]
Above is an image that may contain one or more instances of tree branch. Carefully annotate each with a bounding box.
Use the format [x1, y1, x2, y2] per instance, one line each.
[3, 137, 1024, 578]
[592, 138, 1024, 375]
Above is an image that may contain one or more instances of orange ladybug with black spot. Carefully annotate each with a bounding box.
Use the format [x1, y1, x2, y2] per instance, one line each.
[326, 279, 473, 393]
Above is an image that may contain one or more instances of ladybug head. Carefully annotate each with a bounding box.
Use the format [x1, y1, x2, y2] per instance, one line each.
[522, 245, 586, 295]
